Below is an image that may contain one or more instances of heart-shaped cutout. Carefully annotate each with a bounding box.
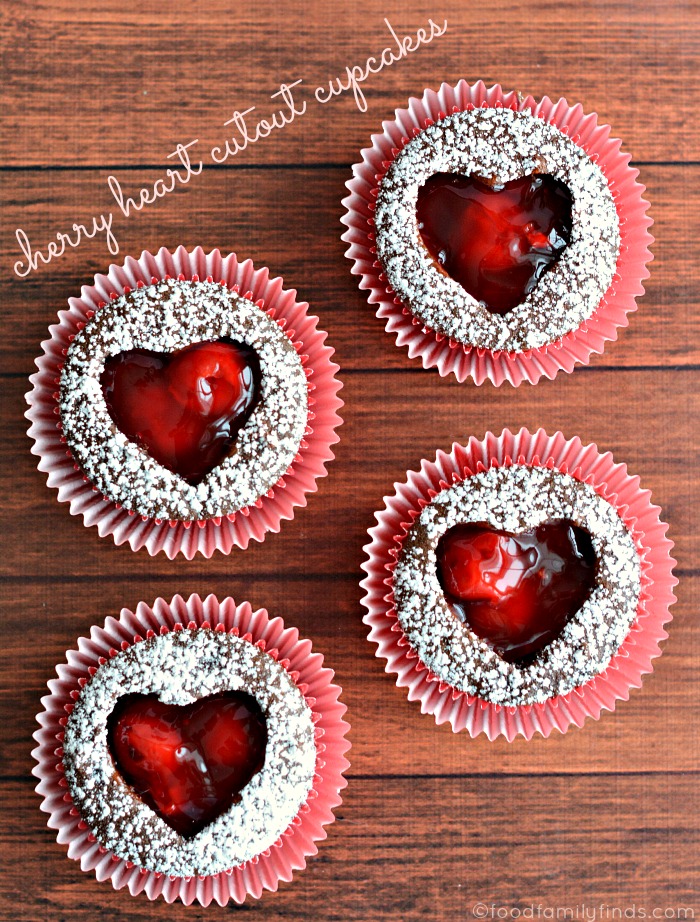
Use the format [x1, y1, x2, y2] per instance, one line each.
[101, 339, 260, 485]
[436, 520, 596, 662]
[416, 173, 573, 315]
[107, 691, 267, 838]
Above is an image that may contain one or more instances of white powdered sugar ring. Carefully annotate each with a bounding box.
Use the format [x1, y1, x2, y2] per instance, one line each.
[393, 466, 640, 706]
[59, 278, 308, 522]
[32, 595, 351, 905]
[361, 429, 676, 739]
[63, 629, 317, 876]
[26, 247, 343, 557]
[342, 80, 654, 385]
[374, 108, 619, 353]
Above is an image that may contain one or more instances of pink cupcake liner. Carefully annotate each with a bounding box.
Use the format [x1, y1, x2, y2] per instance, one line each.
[360, 428, 676, 740]
[341, 80, 654, 386]
[26, 246, 343, 558]
[32, 593, 350, 906]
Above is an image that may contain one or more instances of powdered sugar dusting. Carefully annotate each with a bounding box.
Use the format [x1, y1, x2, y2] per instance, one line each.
[392, 466, 641, 705]
[59, 278, 308, 521]
[374, 108, 620, 352]
[62, 628, 317, 877]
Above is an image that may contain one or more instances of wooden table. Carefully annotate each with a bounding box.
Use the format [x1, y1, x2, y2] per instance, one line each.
[2, 1, 699, 919]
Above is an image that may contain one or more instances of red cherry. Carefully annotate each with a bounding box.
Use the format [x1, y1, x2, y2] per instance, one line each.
[101, 339, 259, 484]
[107, 692, 267, 838]
[416, 173, 572, 315]
[436, 521, 596, 662]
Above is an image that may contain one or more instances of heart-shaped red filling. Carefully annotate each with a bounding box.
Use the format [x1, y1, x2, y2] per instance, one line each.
[107, 691, 267, 838]
[416, 173, 572, 315]
[436, 520, 596, 663]
[101, 339, 260, 484]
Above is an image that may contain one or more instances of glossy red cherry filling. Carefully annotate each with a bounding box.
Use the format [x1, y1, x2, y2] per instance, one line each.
[101, 339, 260, 484]
[416, 173, 573, 315]
[436, 521, 596, 663]
[107, 691, 267, 838]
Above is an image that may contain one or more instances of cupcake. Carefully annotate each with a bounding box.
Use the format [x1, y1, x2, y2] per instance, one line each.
[33, 594, 350, 905]
[361, 429, 676, 739]
[26, 247, 343, 558]
[342, 81, 653, 385]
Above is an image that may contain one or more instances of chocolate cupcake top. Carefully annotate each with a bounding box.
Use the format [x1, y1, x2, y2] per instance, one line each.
[392, 465, 641, 706]
[62, 627, 317, 877]
[59, 278, 308, 521]
[374, 108, 620, 352]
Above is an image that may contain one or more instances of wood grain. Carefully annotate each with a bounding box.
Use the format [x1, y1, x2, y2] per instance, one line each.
[1, 0, 699, 919]
[2, 775, 699, 921]
[2, 0, 700, 166]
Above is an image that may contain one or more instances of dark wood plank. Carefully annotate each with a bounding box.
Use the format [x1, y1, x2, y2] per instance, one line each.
[2, 0, 700, 166]
[1, 166, 697, 375]
[2, 774, 699, 921]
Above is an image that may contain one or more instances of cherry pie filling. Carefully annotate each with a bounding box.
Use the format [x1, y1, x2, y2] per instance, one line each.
[436, 520, 596, 663]
[107, 691, 267, 838]
[101, 339, 260, 485]
[416, 173, 573, 316]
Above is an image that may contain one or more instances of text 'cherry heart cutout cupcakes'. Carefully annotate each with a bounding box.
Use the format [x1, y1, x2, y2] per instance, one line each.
[416, 173, 572, 315]
[102, 340, 260, 484]
[108, 691, 267, 838]
[436, 520, 596, 662]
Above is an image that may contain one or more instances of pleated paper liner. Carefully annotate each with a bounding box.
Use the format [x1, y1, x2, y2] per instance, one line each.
[361, 428, 676, 740]
[342, 80, 654, 386]
[26, 246, 343, 558]
[32, 593, 350, 906]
